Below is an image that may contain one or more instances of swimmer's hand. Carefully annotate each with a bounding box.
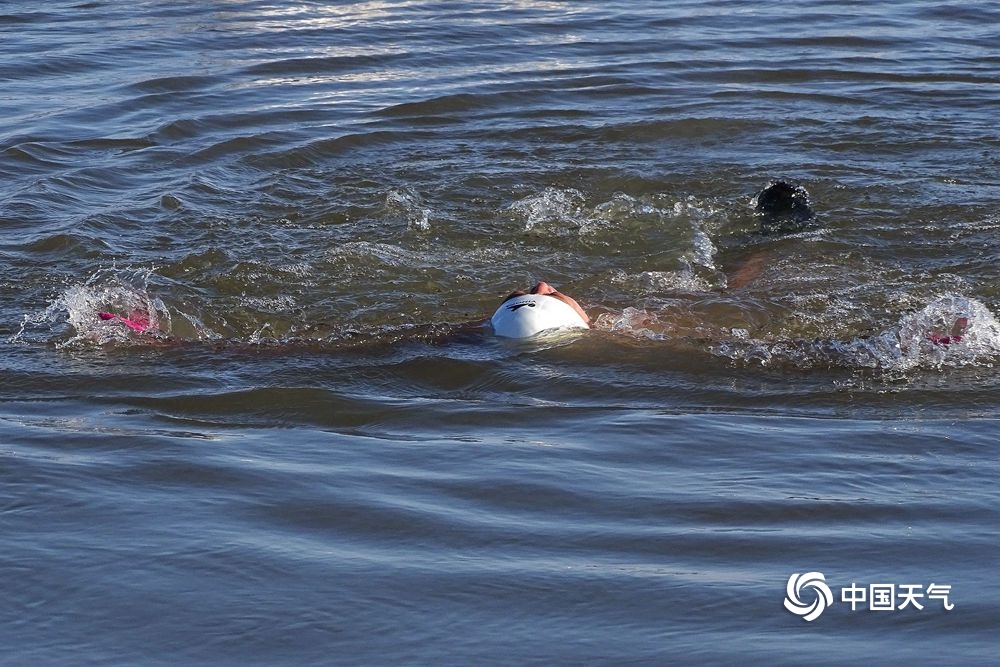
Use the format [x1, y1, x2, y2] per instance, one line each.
[98, 311, 151, 333]
[928, 317, 968, 346]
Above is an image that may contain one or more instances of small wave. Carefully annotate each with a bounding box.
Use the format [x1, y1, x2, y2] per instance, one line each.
[326, 241, 422, 268]
[384, 187, 431, 231]
[506, 188, 724, 289]
[588, 192, 662, 232]
[610, 268, 715, 294]
[592, 192, 723, 280]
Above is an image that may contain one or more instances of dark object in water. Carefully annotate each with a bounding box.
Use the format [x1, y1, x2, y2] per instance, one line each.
[754, 180, 814, 234]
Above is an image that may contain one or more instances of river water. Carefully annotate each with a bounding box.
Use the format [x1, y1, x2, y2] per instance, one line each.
[2, 1, 999, 664]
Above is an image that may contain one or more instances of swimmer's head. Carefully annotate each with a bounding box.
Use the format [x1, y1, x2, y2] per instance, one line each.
[490, 281, 590, 338]
[754, 180, 814, 234]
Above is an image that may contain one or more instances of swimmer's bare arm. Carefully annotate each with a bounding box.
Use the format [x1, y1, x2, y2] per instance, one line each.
[726, 250, 770, 290]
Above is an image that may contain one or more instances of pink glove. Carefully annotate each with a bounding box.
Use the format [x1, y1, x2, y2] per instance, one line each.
[927, 317, 967, 346]
[98, 311, 151, 332]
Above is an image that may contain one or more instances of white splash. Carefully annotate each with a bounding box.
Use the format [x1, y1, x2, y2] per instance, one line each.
[894, 294, 1000, 368]
[385, 187, 431, 231]
[713, 294, 1000, 374]
[593, 307, 667, 340]
[508, 187, 586, 231]
[12, 267, 171, 347]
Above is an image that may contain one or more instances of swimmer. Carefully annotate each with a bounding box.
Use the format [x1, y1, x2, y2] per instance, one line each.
[487, 281, 971, 348]
[728, 179, 817, 288]
[93, 280, 972, 358]
[95, 280, 590, 341]
[490, 281, 590, 338]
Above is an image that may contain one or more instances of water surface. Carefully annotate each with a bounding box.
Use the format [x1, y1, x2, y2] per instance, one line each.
[2, 1, 999, 664]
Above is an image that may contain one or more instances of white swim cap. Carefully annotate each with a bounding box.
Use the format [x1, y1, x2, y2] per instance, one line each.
[490, 293, 589, 338]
